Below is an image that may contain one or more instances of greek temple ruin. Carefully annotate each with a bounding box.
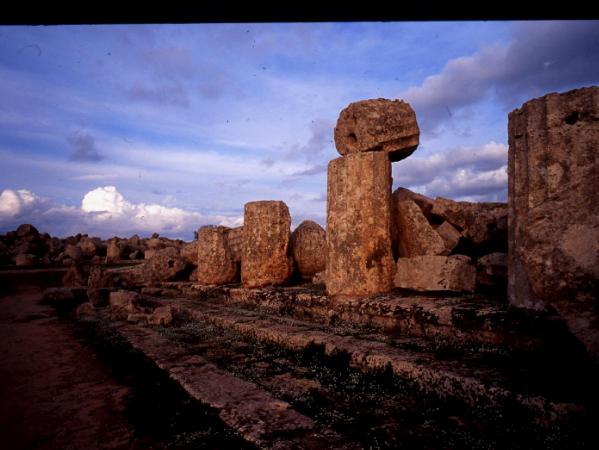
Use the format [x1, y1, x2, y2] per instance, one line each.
[2, 86, 598, 448]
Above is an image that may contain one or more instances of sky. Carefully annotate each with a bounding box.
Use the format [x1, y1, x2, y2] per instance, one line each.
[0, 21, 598, 240]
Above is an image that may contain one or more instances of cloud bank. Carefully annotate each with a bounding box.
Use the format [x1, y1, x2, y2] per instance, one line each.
[0, 186, 242, 240]
[393, 141, 508, 202]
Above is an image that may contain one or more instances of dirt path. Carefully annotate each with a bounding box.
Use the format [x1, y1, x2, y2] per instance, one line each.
[0, 285, 137, 449]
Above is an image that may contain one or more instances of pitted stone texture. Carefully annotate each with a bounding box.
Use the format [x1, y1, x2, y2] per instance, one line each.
[477, 252, 507, 288]
[334, 98, 420, 162]
[291, 220, 327, 279]
[326, 152, 395, 298]
[392, 187, 437, 220]
[241, 201, 293, 288]
[394, 255, 476, 292]
[508, 87, 599, 359]
[180, 240, 199, 266]
[393, 199, 446, 257]
[435, 221, 462, 255]
[432, 197, 507, 251]
[225, 226, 244, 263]
[197, 226, 237, 285]
[105, 239, 122, 263]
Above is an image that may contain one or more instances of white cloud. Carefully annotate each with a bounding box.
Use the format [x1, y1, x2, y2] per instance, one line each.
[393, 141, 508, 201]
[0, 189, 44, 217]
[0, 186, 242, 239]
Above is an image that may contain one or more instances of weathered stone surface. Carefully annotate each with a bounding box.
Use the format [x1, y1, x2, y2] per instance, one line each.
[508, 87, 599, 360]
[64, 244, 82, 262]
[225, 226, 244, 263]
[16, 224, 39, 238]
[435, 221, 462, 255]
[197, 226, 237, 285]
[144, 248, 158, 260]
[180, 240, 198, 266]
[290, 220, 326, 280]
[392, 187, 436, 220]
[393, 199, 446, 257]
[312, 271, 326, 286]
[109, 290, 141, 320]
[432, 198, 507, 249]
[75, 302, 97, 320]
[394, 255, 476, 292]
[242, 201, 293, 288]
[15, 253, 36, 266]
[334, 98, 420, 162]
[62, 263, 88, 287]
[78, 237, 98, 258]
[148, 306, 173, 326]
[146, 247, 191, 283]
[327, 152, 395, 298]
[105, 239, 122, 263]
[477, 252, 507, 289]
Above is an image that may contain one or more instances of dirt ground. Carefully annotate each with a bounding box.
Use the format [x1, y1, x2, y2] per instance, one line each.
[0, 285, 138, 449]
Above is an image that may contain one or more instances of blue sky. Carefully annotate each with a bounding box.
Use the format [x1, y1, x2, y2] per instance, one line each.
[0, 21, 598, 239]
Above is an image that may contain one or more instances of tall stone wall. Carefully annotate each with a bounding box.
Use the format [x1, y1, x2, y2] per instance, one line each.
[508, 86, 599, 360]
[326, 152, 395, 298]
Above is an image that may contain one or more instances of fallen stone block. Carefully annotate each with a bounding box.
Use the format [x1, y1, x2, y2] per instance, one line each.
[394, 255, 476, 292]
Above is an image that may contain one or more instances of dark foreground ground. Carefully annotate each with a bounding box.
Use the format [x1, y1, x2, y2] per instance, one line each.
[0, 277, 250, 449]
[1, 271, 598, 449]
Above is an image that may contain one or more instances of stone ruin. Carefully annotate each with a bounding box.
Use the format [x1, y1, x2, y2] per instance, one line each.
[3, 86, 598, 448]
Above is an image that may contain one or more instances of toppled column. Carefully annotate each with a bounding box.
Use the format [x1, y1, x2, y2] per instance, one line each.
[334, 98, 419, 162]
[197, 226, 237, 285]
[241, 201, 293, 288]
[326, 151, 395, 298]
[508, 86, 599, 360]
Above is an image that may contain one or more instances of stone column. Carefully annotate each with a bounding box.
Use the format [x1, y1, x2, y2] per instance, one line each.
[327, 98, 420, 299]
[241, 201, 293, 288]
[508, 86, 599, 360]
[326, 151, 395, 298]
[197, 226, 237, 285]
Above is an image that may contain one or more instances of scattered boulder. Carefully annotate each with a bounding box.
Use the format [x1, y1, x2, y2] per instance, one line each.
[15, 253, 37, 266]
[146, 247, 191, 283]
[394, 255, 476, 292]
[148, 306, 173, 326]
[197, 226, 237, 285]
[78, 237, 98, 258]
[105, 239, 122, 263]
[393, 199, 446, 258]
[290, 220, 326, 280]
[109, 290, 141, 320]
[64, 244, 83, 262]
[334, 98, 420, 162]
[432, 198, 507, 252]
[434, 221, 462, 255]
[16, 223, 39, 238]
[147, 238, 162, 249]
[477, 252, 507, 291]
[242, 201, 293, 288]
[75, 302, 97, 320]
[144, 248, 158, 260]
[508, 86, 599, 360]
[62, 263, 88, 287]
